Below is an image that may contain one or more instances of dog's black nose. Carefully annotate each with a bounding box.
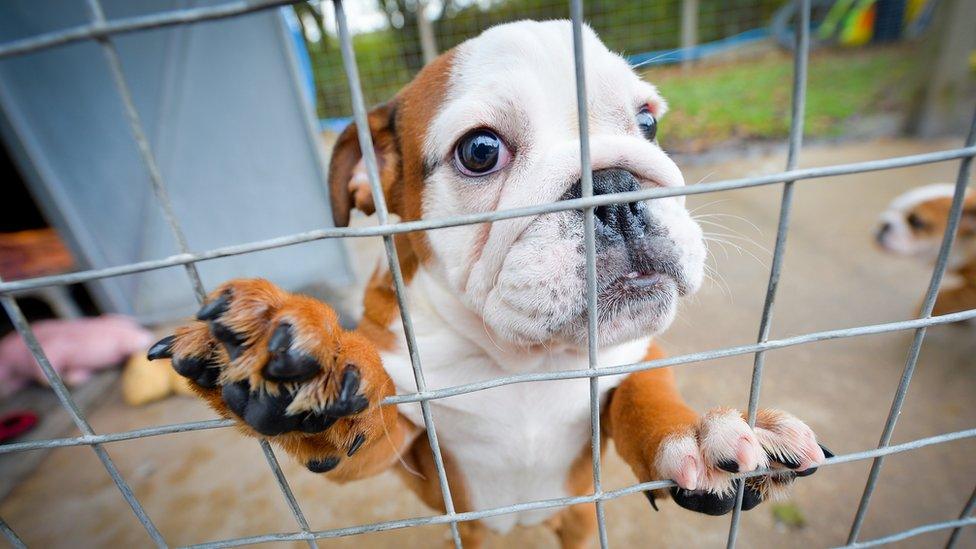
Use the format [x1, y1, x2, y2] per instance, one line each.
[876, 222, 891, 244]
[562, 169, 648, 242]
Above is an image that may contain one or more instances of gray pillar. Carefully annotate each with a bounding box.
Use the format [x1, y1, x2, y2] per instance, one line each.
[906, 0, 976, 137]
[681, 0, 699, 67]
[417, 0, 438, 65]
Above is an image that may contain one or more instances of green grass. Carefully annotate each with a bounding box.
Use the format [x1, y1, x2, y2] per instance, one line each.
[647, 46, 918, 151]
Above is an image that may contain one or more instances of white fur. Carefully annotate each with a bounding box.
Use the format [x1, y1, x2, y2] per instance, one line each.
[420, 20, 704, 349]
[382, 270, 650, 532]
[887, 183, 959, 212]
[655, 409, 767, 496]
[655, 408, 822, 497]
[698, 409, 763, 473]
[380, 20, 707, 532]
[754, 410, 824, 472]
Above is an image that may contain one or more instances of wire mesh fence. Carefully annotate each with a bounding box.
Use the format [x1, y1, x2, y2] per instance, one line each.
[306, 0, 783, 120]
[0, 0, 973, 548]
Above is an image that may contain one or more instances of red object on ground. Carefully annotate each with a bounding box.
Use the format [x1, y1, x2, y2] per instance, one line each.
[0, 411, 38, 443]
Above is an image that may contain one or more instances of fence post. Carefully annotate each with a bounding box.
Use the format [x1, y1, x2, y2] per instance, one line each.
[681, 0, 699, 67]
[905, 0, 976, 136]
[416, 0, 438, 65]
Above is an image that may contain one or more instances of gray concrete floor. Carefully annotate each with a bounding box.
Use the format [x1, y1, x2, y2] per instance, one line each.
[1, 138, 974, 548]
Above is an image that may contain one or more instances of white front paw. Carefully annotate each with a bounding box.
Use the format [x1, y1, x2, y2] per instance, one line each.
[653, 407, 827, 516]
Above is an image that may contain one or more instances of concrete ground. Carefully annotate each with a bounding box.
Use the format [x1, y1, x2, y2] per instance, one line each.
[1, 137, 974, 548]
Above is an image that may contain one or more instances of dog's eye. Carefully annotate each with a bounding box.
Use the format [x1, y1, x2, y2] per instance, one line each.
[907, 213, 928, 230]
[454, 129, 511, 177]
[637, 106, 657, 141]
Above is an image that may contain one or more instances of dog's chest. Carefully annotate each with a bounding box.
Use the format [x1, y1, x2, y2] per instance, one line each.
[381, 320, 649, 533]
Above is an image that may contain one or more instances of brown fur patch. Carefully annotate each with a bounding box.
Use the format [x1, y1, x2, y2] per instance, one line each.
[395, 434, 487, 547]
[907, 192, 976, 238]
[908, 193, 976, 316]
[547, 440, 602, 548]
[934, 256, 976, 315]
[350, 50, 458, 342]
[607, 341, 698, 486]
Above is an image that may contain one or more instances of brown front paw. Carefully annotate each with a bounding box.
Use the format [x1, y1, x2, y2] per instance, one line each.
[653, 408, 827, 516]
[147, 279, 388, 446]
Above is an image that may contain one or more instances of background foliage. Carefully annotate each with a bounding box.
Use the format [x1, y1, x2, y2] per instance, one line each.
[308, 0, 783, 118]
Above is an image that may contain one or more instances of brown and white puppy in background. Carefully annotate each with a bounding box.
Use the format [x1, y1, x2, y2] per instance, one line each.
[876, 183, 976, 317]
[148, 21, 826, 547]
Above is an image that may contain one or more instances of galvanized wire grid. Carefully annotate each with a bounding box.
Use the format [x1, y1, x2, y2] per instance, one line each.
[308, 1, 780, 119]
[0, 1, 974, 548]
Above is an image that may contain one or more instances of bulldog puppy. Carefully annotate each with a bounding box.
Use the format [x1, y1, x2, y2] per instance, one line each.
[148, 21, 826, 547]
[876, 183, 976, 317]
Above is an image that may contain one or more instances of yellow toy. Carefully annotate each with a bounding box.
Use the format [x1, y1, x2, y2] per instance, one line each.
[121, 352, 194, 406]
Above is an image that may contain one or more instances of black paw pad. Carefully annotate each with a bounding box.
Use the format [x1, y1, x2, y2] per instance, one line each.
[741, 480, 764, 511]
[339, 365, 361, 401]
[670, 486, 736, 516]
[306, 456, 340, 473]
[222, 380, 250, 419]
[768, 452, 802, 470]
[220, 380, 303, 436]
[147, 335, 175, 360]
[242, 389, 301, 436]
[191, 364, 221, 389]
[299, 412, 339, 433]
[172, 355, 221, 389]
[262, 323, 322, 383]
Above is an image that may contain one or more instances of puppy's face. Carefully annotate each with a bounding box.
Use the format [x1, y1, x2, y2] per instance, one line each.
[329, 21, 705, 349]
[876, 184, 976, 266]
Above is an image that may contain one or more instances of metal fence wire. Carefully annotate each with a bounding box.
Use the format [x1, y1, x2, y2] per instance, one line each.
[0, 1, 974, 548]
[307, 0, 783, 120]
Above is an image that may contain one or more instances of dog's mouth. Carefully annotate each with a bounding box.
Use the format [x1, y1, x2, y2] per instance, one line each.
[616, 270, 669, 289]
[600, 268, 677, 302]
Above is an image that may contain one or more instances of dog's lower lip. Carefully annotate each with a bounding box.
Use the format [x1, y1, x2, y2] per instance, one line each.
[622, 271, 663, 288]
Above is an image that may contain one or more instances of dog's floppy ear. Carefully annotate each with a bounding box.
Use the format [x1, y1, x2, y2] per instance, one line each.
[327, 101, 399, 227]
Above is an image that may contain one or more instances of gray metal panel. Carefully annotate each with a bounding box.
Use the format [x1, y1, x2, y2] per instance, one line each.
[0, 0, 351, 323]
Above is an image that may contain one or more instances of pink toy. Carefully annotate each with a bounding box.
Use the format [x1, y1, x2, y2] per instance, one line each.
[0, 315, 152, 396]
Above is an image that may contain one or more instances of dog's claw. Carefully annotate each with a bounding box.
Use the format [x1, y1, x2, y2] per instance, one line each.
[772, 453, 802, 470]
[306, 456, 340, 473]
[196, 291, 230, 321]
[172, 355, 221, 389]
[796, 442, 832, 477]
[644, 490, 659, 511]
[819, 443, 834, 458]
[347, 433, 366, 457]
[717, 459, 739, 473]
[147, 335, 175, 360]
